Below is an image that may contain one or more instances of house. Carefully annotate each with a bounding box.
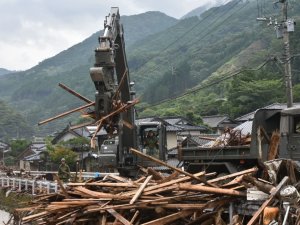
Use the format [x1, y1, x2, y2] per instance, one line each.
[235, 102, 300, 123]
[0, 140, 10, 163]
[163, 116, 209, 150]
[18, 137, 47, 171]
[136, 116, 209, 150]
[51, 125, 91, 144]
[202, 115, 237, 135]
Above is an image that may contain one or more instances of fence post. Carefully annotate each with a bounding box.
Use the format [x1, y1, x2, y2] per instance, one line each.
[12, 178, 15, 189]
[47, 182, 50, 194]
[25, 180, 28, 191]
[19, 179, 21, 191]
[54, 183, 58, 193]
[32, 181, 35, 195]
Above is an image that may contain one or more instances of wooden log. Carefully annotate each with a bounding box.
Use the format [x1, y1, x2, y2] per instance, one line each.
[157, 171, 179, 184]
[74, 186, 128, 200]
[53, 174, 69, 198]
[38, 102, 95, 125]
[68, 182, 138, 188]
[130, 175, 152, 204]
[130, 148, 214, 186]
[141, 210, 194, 225]
[130, 210, 139, 224]
[179, 183, 246, 197]
[267, 130, 280, 160]
[120, 171, 205, 197]
[107, 208, 131, 225]
[147, 167, 164, 180]
[58, 83, 93, 103]
[242, 175, 275, 194]
[207, 167, 258, 184]
[246, 176, 289, 225]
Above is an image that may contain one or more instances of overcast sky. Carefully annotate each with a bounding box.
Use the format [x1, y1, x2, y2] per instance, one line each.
[0, 0, 223, 71]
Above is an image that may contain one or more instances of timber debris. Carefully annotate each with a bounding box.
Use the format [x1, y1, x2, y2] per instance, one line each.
[12, 157, 300, 224]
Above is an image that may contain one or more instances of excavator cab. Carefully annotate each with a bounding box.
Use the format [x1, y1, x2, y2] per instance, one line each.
[136, 121, 167, 167]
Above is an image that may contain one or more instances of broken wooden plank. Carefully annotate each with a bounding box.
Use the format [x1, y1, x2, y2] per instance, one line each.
[246, 176, 289, 225]
[130, 175, 152, 204]
[130, 147, 214, 186]
[53, 174, 69, 198]
[147, 168, 164, 180]
[179, 183, 246, 197]
[107, 208, 131, 225]
[141, 210, 194, 225]
[58, 83, 93, 103]
[38, 102, 95, 125]
[68, 182, 138, 188]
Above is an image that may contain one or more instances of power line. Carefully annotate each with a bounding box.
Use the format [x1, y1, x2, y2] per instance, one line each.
[138, 58, 273, 111]
[134, 0, 244, 77]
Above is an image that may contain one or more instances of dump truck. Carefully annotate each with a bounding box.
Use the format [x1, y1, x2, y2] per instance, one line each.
[179, 107, 300, 174]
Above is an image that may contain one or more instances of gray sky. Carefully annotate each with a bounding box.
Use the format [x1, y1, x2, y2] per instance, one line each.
[0, 0, 221, 71]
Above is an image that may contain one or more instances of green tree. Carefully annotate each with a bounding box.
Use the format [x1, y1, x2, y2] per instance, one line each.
[9, 139, 30, 157]
[224, 70, 284, 117]
[49, 145, 77, 167]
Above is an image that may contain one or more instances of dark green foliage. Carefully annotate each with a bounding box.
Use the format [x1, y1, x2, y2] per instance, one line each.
[0, 100, 34, 139]
[223, 69, 284, 117]
[1, 1, 300, 138]
[9, 139, 30, 157]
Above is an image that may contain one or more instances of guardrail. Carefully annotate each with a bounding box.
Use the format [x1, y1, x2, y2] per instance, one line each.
[0, 171, 119, 179]
[0, 171, 119, 195]
[0, 177, 59, 194]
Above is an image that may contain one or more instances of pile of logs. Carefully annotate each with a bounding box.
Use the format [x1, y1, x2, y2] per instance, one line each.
[12, 154, 300, 224]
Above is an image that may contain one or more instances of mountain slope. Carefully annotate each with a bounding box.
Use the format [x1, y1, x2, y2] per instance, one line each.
[0, 0, 299, 138]
[0, 11, 177, 136]
[0, 68, 14, 76]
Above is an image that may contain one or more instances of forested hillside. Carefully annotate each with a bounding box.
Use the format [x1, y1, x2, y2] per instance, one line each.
[0, 0, 299, 138]
[0, 68, 14, 76]
[0, 100, 34, 140]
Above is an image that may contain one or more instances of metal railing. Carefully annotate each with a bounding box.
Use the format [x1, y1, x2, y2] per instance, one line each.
[0, 171, 119, 179]
[0, 171, 119, 195]
[0, 177, 58, 194]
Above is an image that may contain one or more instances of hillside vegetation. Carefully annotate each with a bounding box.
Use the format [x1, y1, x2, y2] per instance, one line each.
[0, 0, 300, 138]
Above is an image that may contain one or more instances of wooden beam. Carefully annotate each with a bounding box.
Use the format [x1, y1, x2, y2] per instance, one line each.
[130, 148, 215, 187]
[107, 208, 131, 225]
[179, 183, 246, 197]
[68, 182, 138, 188]
[58, 83, 93, 103]
[141, 210, 194, 225]
[53, 174, 69, 198]
[246, 176, 289, 225]
[130, 175, 152, 204]
[38, 102, 95, 125]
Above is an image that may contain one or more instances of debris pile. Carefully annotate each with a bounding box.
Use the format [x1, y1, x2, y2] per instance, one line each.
[211, 128, 251, 147]
[12, 157, 300, 224]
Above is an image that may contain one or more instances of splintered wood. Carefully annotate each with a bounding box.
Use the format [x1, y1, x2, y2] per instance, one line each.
[14, 167, 260, 225]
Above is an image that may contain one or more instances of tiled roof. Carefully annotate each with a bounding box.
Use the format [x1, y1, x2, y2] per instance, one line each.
[202, 115, 235, 128]
[235, 102, 300, 122]
[203, 120, 253, 147]
[167, 124, 208, 132]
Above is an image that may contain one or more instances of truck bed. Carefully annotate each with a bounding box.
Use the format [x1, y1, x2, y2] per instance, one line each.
[179, 145, 253, 161]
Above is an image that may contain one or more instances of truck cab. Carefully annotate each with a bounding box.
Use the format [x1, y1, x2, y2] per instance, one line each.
[279, 107, 300, 159]
[180, 106, 300, 175]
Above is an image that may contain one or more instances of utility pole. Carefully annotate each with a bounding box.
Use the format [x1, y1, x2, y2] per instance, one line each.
[281, 0, 293, 108]
[257, 0, 295, 108]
